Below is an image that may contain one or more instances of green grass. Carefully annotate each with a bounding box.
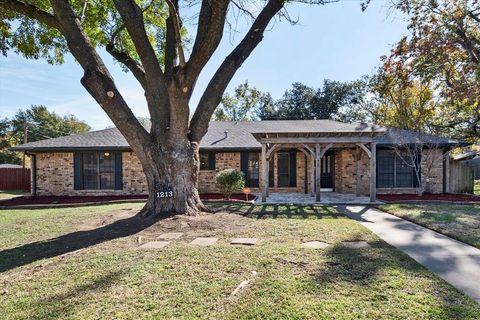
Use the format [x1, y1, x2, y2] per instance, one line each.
[0, 190, 29, 200]
[378, 203, 480, 248]
[0, 202, 478, 319]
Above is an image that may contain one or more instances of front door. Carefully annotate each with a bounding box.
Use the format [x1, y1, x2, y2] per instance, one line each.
[320, 153, 334, 190]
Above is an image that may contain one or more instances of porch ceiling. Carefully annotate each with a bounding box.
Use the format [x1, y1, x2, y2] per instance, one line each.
[251, 130, 386, 144]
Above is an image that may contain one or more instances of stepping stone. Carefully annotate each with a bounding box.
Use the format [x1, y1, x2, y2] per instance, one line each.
[190, 237, 218, 246]
[231, 238, 258, 246]
[300, 241, 330, 249]
[158, 232, 184, 240]
[139, 241, 170, 249]
[342, 241, 371, 249]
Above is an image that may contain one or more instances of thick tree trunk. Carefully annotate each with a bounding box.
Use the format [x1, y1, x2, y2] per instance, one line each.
[138, 139, 208, 216]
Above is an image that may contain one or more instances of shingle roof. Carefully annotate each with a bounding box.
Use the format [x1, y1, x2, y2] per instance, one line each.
[11, 120, 466, 152]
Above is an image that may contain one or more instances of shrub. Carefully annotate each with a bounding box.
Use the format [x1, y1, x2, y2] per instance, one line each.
[215, 169, 245, 199]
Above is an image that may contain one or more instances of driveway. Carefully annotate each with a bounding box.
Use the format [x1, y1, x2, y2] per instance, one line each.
[341, 205, 480, 303]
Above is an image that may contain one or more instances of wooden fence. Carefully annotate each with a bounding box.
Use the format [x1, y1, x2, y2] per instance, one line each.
[449, 160, 474, 194]
[0, 168, 31, 191]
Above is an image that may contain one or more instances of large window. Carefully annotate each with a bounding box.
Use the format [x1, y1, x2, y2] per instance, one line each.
[75, 152, 117, 190]
[199, 152, 215, 171]
[247, 153, 259, 186]
[277, 152, 290, 187]
[377, 150, 418, 188]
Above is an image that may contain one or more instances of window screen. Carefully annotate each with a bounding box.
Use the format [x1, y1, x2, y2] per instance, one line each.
[80, 152, 116, 190]
[377, 149, 418, 188]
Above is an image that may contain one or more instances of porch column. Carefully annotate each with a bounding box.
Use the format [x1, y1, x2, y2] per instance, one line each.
[315, 143, 321, 202]
[261, 143, 267, 202]
[310, 154, 315, 196]
[265, 156, 269, 197]
[355, 147, 361, 197]
[444, 149, 450, 193]
[370, 142, 377, 202]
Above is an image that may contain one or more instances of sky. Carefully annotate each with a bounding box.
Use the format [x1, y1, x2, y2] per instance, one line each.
[0, 1, 408, 130]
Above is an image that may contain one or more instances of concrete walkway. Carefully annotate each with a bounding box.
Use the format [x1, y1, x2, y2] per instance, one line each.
[341, 205, 480, 303]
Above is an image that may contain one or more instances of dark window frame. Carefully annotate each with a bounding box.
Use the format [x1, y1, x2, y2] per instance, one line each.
[74, 151, 120, 190]
[377, 149, 420, 188]
[199, 152, 215, 171]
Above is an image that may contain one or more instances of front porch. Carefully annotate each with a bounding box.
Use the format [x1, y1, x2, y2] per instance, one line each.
[254, 192, 382, 204]
[252, 125, 386, 203]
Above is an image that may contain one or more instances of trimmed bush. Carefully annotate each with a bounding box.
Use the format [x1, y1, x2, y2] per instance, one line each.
[215, 169, 245, 199]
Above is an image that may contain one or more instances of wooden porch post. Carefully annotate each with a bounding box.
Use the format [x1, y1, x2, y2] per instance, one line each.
[266, 156, 269, 197]
[310, 155, 315, 196]
[444, 149, 450, 193]
[370, 142, 377, 202]
[355, 147, 361, 197]
[261, 143, 267, 202]
[315, 143, 321, 202]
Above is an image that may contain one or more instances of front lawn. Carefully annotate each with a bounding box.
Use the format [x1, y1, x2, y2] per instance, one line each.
[0, 202, 478, 319]
[378, 203, 480, 248]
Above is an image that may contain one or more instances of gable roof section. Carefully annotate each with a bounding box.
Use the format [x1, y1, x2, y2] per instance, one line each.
[11, 120, 466, 152]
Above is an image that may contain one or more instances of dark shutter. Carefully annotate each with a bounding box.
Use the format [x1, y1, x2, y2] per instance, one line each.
[114, 151, 123, 190]
[289, 149, 297, 187]
[208, 152, 216, 170]
[73, 152, 82, 190]
[240, 151, 248, 179]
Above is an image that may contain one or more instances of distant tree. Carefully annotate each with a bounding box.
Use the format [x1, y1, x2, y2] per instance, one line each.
[369, 71, 438, 133]
[387, 0, 480, 142]
[0, 105, 91, 164]
[256, 80, 370, 122]
[213, 81, 263, 121]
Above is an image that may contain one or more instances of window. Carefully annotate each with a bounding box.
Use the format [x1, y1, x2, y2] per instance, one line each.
[199, 152, 215, 171]
[377, 150, 418, 188]
[277, 152, 290, 187]
[247, 153, 259, 186]
[76, 152, 117, 190]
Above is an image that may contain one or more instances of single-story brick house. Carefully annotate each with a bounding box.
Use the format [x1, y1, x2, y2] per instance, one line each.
[12, 120, 469, 202]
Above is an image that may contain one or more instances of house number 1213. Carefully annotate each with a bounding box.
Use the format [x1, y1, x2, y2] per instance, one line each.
[156, 190, 173, 198]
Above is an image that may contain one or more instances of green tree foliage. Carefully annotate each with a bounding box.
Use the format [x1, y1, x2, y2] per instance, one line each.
[369, 71, 438, 133]
[255, 80, 370, 122]
[0, 1, 169, 66]
[0, 105, 91, 164]
[213, 81, 263, 121]
[386, 0, 480, 142]
[215, 169, 245, 199]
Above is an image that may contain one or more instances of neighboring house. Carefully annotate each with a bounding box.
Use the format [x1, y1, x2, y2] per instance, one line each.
[11, 120, 470, 202]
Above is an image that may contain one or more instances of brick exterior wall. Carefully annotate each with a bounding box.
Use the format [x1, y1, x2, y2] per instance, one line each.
[334, 149, 371, 195]
[32, 148, 445, 196]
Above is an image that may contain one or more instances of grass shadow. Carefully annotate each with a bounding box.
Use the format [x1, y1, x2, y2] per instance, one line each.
[0, 212, 163, 273]
[206, 202, 342, 219]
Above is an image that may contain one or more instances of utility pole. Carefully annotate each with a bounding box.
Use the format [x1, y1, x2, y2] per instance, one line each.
[22, 118, 28, 168]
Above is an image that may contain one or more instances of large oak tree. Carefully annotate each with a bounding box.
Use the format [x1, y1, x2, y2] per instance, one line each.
[0, 0, 331, 215]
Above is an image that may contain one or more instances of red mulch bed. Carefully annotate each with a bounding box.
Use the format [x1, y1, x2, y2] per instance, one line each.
[0, 193, 255, 207]
[200, 193, 256, 202]
[378, 193, 480, 203]
[0, 195, 148, 207]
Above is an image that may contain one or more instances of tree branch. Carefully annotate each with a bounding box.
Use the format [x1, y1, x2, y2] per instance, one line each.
[185, 0, 229, 87]
[165, 0, 185, 67]
[0, 0, 60, 29]
[189, 0, 284, 142]
[48, 0, 150, 148]
[112, 0, 170, 135]
[164, 0, 178, 79]
[105, 43, 147, 89]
